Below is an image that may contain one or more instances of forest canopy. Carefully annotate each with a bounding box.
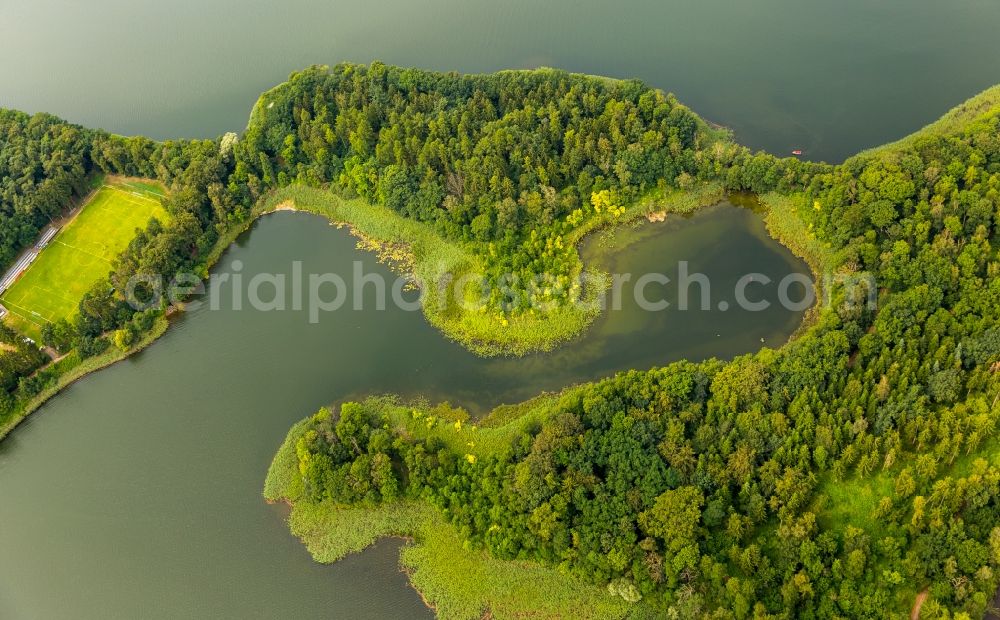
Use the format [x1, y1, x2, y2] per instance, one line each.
[1, 63, 999, 617]
[264, 68, 1000, 618]
[0, 110, 92, 267]
[232, 64, 821, 312]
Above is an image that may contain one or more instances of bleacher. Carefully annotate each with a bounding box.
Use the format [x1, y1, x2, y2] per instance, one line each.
[0, 226, 58, 295]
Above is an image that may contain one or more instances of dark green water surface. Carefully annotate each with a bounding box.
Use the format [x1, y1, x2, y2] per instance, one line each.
[0, 203, 806, 618]
[5, 1, 998, 615]
[3, 0, 1000, 161]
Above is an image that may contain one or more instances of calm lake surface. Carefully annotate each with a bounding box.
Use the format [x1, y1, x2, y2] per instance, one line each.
[0, 203, 807, 618]
[3, 1, 999, 617]
[3, 0, 1000, 161]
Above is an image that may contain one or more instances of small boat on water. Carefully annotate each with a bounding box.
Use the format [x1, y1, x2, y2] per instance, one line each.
[791, 149, 803, 156]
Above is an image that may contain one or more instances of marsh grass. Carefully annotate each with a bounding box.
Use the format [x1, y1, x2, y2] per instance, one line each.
[263, 418, 309, 502]
[264, 412, 655, 619]
[758, 192, 839, 279]
[386, 394, 561, 458]
[258, 185, 590, 356]
[754, 191, 852, 345]
[401, 510, 657, 620]
[251, 182, 723, 357]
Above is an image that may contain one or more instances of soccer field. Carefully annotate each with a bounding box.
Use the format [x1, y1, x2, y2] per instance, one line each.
[0, 179, 168, 337]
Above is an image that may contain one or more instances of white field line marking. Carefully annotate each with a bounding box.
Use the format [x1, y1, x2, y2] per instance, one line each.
[110, 194, 159, 210]
[0, 183, 159, 296]
[97, 188, 154, 210]
[53, 240, 112, 263]
[103, 185, 160, 203]
[30, 283, 77, 309]
[1, 299, 49, 326]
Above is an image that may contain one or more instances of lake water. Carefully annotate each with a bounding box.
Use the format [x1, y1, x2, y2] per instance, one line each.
[0, 203, 807, 618]
[2, 0, 1000, 161]
[3, 1, 999, 616]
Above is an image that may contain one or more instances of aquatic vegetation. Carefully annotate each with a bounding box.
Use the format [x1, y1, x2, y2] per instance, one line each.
[2, 62, 1000, 617]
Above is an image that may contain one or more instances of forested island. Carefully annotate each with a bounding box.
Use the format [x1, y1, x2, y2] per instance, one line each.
[2, 63, 999, 618]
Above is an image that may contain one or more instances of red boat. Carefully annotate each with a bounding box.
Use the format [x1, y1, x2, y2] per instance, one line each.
[791, 149, 803, 156]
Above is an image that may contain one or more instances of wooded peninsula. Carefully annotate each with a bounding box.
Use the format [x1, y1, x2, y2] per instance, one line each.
[1, 63, 999, 618]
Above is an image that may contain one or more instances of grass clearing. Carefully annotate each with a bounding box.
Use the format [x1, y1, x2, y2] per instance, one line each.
[813, 471, 896, 538]
[1, 178, 167, 337]
[255, 182, 722, 356]
[360, 393, 577, 460]
[265, 412, 655, 620]
[808, 433, 1000, 613]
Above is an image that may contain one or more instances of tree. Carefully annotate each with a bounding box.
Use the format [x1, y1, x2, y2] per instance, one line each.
[639, 486, 704, 583]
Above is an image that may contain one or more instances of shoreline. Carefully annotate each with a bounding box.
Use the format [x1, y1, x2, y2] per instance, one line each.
[0, 315, 169, 441]
[262, 408, 651, 619]
[756, 191, 842, 348]
[254, 189, 826, 616]
[248, 183, 733, 357]
[0, 182, 809, 444]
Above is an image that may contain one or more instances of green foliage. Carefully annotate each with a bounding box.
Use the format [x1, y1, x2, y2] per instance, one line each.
[1, 179, 169, 338]
[0, 316, 166, 440]
[5, 62, 1000, 617]
[0, 110, 92, 267]
[265, 72, 1000, 618]
[291, 404, 403, 505]
[267, 417, 657, 620]
[257, 185, 609, 355]
[0, 323, 46, 392]
[236, 63, 733, 319]
[640, 486, 704, 584]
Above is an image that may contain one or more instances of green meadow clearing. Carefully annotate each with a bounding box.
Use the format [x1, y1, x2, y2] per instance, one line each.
[0, 178, 167, 337]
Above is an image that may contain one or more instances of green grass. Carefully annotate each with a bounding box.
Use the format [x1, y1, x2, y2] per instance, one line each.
[264, 411, 656, 620]
[402, 507, 656, 620]
[118, 178, 167, 198]
[758, 192, 839, 281]
[1, 177, 168, 337]
[255, 182, 722, 357]
[755, 191, 854, 343]
[807, 433, 1000, 614]
[374, 392, 579, 460]
[813, 471, 896, 537]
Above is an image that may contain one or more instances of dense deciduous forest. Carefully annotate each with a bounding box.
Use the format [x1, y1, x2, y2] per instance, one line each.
[2, 63, 999, 617]
[3, 63, 804, 413]
[233, 64, 719, 306]
[233, 63, 823, 311]
[0, 110, 92, 267]
[269, 67, 1000, 617]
